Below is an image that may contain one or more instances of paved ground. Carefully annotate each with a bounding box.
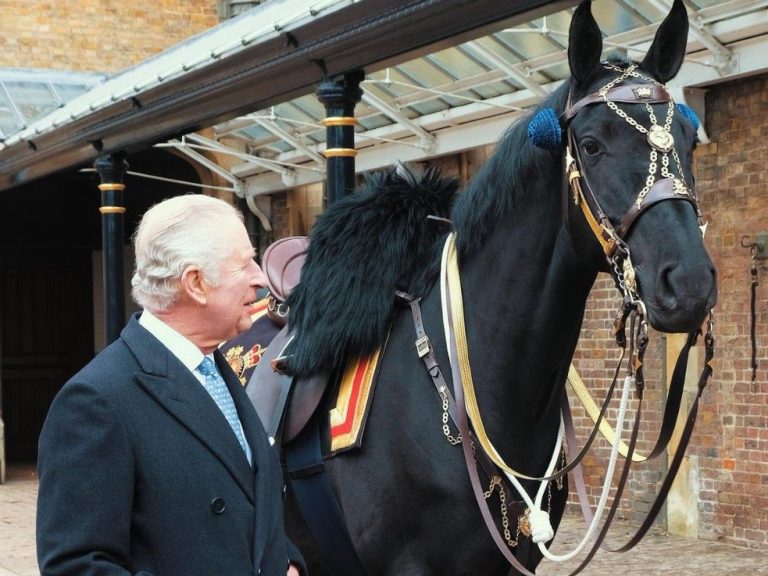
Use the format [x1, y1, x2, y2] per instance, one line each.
[2, 462, 766, 575]
[0, 465, 38, 576]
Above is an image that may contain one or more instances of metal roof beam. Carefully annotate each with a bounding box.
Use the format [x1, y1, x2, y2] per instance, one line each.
[646, 0, 735, 73]
[252, 115, 326, 165]
[0, 0, 572, 192]
[232, 78, 557, 180]
[360, 88, 436, 152]
[160, 139, 244, 192]
[466, 40, 548, 98]
[184, 133, 298, 186]
[242, 109, 522, 196]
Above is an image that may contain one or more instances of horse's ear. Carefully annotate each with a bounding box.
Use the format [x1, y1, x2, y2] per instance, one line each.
[568, 0, 603, 86]
[642, 0, 689, 82]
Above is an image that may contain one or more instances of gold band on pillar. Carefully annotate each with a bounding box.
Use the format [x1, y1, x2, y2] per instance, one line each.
[98, 183, 126, 192]
[321, 116, 358, 127]
[323, 148, 358, 158]
[99, 206, 127, 214]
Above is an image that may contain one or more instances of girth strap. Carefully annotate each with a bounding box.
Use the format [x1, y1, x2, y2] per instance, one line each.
[396, 291, 512, 486]
[285, 413, 368, 576]
[396, 291, 460, 425]
[398, 290, 536, 576]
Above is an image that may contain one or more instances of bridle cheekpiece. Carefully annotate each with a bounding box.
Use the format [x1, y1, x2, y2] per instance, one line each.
[529, 63, 704, 307]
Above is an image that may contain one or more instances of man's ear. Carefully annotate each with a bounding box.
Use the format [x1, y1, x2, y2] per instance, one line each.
[180, 266, 208, 305]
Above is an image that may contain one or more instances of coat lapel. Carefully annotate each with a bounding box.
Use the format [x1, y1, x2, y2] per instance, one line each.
[215, 348, 281, 575]
[122, 316, 255, 503]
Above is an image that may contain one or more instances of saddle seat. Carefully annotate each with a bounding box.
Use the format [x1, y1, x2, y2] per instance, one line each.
[245, 235, 331, 445]
[261, 235, 309, 327]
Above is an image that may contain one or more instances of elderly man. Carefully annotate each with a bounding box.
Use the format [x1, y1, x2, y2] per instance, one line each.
[37, 194, 305, 576]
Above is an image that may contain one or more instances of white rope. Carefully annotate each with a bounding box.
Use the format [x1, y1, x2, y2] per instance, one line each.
[439, 231, 636, 559]
[502, 417, 563, 544]
[537, 374, 634, 562]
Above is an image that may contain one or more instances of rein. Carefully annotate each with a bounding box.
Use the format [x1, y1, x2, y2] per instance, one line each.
[430, 64, 716, 571]
[440, 228, 714, 571]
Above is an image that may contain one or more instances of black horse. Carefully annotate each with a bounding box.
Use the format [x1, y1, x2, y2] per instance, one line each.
[281, 1, 717, 574]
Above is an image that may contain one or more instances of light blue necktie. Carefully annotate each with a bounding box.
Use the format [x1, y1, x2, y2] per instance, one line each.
[198, 357, 252, 464]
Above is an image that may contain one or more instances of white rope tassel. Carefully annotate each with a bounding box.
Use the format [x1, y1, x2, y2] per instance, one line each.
[529, 508, 555, 543]
[501, 416, 564, 543]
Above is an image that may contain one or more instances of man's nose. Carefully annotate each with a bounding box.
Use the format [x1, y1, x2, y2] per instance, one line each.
[250, 261, 268, 288]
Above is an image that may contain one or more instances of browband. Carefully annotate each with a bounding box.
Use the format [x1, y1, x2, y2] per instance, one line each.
[561, 83, 670, 123]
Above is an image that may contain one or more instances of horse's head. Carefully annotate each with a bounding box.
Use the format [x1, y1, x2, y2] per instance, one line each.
[534, 0, 717, 333]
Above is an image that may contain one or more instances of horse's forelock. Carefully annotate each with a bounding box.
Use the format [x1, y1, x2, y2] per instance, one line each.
[452, 82, 571, 257]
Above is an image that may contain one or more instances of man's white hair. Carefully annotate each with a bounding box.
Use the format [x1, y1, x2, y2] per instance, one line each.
[131, 194, 244, 312]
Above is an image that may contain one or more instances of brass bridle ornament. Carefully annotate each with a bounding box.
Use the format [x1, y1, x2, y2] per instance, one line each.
[562, 63, 703, 295]
[436, 64, 716, 575]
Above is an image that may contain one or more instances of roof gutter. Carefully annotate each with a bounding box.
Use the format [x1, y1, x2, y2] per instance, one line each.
[0, 0, 570, 192]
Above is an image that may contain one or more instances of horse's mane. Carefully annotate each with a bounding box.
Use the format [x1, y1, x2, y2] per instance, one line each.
[285, 166, 458, 377]
[452, 81, 571, 258]
[283, 56, 641, 377]
[452, 55, 642, 258]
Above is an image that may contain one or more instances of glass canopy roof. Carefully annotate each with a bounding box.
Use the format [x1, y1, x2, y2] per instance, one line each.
[197, 0, 765, 194]
[0, 69, 104, 141]
[1, 0, 764, 195]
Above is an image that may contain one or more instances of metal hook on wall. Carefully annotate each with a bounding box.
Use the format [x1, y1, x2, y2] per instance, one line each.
[741, 233, 768, 260]
[741, 233, 766, 385]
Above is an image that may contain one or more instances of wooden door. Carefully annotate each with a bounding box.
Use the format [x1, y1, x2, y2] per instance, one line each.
[1, 248, 94, 462]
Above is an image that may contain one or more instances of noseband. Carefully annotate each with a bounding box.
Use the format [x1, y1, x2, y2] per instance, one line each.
[561, 63, 703, 302]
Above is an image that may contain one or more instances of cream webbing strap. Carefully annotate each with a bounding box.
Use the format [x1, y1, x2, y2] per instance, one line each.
[445, 232, 565, 481]
[567, 365, 647, 462]
[445, 230, 647, 473]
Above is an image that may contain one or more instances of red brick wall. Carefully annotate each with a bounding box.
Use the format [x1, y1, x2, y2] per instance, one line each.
[0, 0, 218, 73]
[691, 73, 768, 548]
[571, 73, 768, 548]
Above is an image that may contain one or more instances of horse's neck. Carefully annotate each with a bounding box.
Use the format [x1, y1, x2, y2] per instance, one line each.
[456, 188, 598, 464]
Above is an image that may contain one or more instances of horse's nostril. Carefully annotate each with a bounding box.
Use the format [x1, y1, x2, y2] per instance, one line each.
[656, 265, 678, 307]
[654, 263, 717, 311]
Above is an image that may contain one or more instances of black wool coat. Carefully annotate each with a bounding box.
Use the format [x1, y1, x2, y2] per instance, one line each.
[37, 314, 305, 576]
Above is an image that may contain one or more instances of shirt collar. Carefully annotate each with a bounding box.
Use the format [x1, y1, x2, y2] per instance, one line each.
[139, 309, 205, 374]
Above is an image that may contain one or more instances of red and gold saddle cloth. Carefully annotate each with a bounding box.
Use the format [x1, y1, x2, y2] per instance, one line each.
[328, 348, 383, 455]
[222, 296, 383, 456]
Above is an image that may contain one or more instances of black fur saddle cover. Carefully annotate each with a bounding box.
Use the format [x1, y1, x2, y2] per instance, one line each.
[285, 166, 458, 377]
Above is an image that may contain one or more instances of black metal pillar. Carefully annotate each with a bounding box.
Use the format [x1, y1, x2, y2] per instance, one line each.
[94, 153, 128, 345]
[316, 70, 364, 205]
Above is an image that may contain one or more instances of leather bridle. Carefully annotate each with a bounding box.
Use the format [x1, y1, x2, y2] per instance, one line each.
[562, 63, 703, 306]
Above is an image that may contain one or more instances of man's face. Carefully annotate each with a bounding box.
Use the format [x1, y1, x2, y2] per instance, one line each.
[204, 219, 266, 343]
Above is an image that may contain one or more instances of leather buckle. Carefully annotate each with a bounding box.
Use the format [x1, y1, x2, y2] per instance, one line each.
[415, 336, 430, 358]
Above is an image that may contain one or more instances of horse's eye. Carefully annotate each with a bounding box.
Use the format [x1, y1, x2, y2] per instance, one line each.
[582, 141, 600, 156]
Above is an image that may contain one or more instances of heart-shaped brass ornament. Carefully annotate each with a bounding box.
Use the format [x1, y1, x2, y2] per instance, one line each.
[647, 124, 674, 152]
